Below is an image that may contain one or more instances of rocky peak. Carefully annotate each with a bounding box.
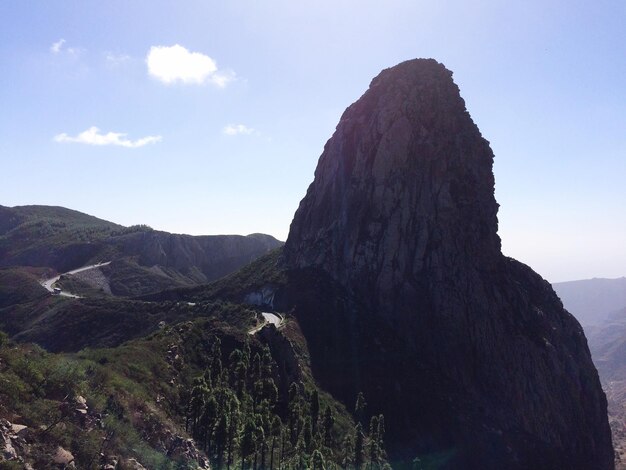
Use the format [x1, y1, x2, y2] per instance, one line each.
[281, 59, 614, 468]
[285, 59, 500, 313]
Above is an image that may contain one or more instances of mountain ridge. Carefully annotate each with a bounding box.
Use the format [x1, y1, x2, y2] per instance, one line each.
[553, 277, 626, 327]
[0, 204, 283, 296]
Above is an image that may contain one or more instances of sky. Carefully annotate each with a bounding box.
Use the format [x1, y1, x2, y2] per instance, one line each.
[0, 1, 624, 283]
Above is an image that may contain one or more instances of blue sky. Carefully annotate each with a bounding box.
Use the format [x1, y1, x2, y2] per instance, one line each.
[0, 0, 624, 282]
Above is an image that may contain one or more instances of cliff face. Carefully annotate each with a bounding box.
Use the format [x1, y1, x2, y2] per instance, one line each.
[283, 59, 613, 469]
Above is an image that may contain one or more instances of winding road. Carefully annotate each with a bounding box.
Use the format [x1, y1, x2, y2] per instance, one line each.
[248, 312, 284, 335]
[40, 261, 111, 299]
[40, 263, 284, 335]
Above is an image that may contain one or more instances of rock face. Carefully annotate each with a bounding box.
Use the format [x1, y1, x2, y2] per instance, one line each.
[283, 59, 614, 468]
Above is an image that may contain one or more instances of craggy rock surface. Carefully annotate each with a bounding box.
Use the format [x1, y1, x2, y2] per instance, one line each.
[283, 59, 613, 469]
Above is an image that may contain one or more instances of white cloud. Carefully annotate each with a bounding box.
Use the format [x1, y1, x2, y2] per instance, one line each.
[222, 124, 258, 136]
[54, 127, 162, 148]
[146, 44, 234, 86]
[49, 38, 82, 56]
[50, 39, 66, 54]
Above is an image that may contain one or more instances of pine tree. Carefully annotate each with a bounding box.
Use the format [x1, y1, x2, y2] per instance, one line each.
[226, 398, 240, 470]
[189, 383, 207, 436]
[229, 349, 248, 398]
[214, 414, 229, 470]
[269, 416, 282, 470]
[303, 416, 313, 454]
[355, 392, 367, 426]
[243, 340, 252, 367]
[252, 353, 262, 385]
[354, 423, 365, 470]
[254, 419, 265, 470]
[261, 346, 273, 380]
[241, 419, 256, 470]
[322, 406, 335, 448]
[376, 415, 386, 462]
[288, 388, 304, 447]
[312, 449, 326, 470]
[310, 390, 320, 434]
[368, 416, 380, 470]
[210, 337, 223, 382]
[341, 434, 354, 470]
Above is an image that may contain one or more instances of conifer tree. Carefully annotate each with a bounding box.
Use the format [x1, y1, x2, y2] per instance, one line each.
[201, 395, 218, 454]
[341, 434, 354, 470]
[322, 406, 335, 448]
[354, 423, 365, 470]
[312, 449, 326, 470]
[241, 419, 256, 470]
[252, 352, 262, 384]
[226, 400, 240, 470]
[368, 416, 380, 470]
[376, 415, 386, 462]
[214, 413, 229, 470]
[311, 389, 320, 433]
[269, 416, 282, 470]
[210, 337, 223, 381]
[261, 346, 273, 380]
[303, 416, 313, 454]
[355, 392, 367, 426]
[189, 383, 207, 436]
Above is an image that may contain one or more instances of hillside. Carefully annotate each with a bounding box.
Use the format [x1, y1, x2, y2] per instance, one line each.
[0, 205, 282, 296]
[0, 313, 378, 469]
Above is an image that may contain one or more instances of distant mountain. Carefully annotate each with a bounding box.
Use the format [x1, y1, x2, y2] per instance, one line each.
[553, 277, 626, 326]
[552, 279, 626, 467]
[0, 204, 283, 296]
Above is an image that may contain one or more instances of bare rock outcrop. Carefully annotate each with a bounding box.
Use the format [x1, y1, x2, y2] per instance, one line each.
[282, 59, 613, 469]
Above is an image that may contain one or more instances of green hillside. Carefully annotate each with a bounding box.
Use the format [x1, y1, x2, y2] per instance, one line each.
[0, 309, 387, 469]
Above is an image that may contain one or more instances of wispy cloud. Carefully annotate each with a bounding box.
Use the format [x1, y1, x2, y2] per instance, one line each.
[104, 52, 131, 66]
[49, 38, 82, 56]
[222, 124, 259, 136]
[54, 127, 162, 148]
[146, 44, 235, 87]
[50, 39, 66, 54]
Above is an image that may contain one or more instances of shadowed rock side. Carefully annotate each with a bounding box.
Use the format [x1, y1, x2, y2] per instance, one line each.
[282, 59, 613, 469]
